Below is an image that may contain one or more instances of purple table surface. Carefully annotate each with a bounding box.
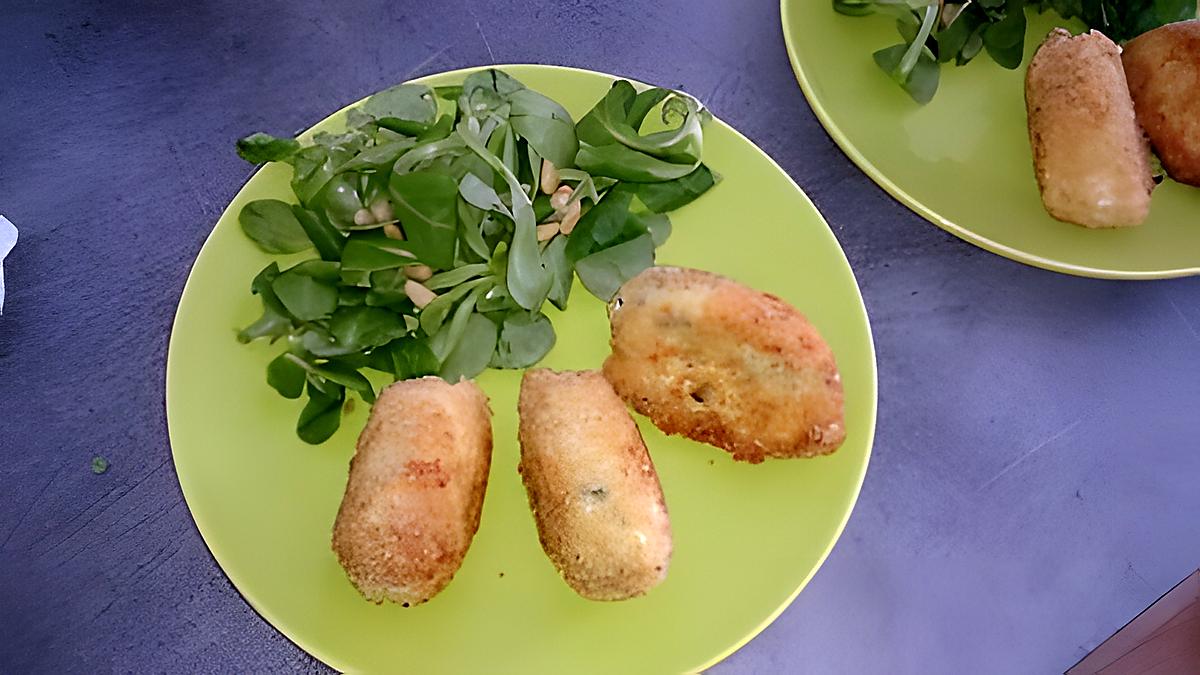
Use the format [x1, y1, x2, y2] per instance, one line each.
[2, 1, 1199, 673]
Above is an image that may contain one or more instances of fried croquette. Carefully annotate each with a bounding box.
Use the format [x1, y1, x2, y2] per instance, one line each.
[602, 266, 844, 464]
[1123, 20, 1200, 187]
[1025, 28, 1153, 228]
[331, 377, 492, 606]
[517, 369, 672, 601]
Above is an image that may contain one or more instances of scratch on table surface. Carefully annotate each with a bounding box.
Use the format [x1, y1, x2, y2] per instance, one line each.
[978, 417, 1085, 491]
[54, 496, 183, 569]
[111, 496, 182, 542]
[0, 461, 67, 551]
[31, 456, 171, 555]
[91, 596, 118, 623]
[463, 0, 496, 64]
[59, 480, 127, 528]
[704, 69, 741, 111]
[167, 143, 216, 217]
[475, 20, 496, 63]
[1164, 289, 1200, 344]
[404, 45, 451, 81]
[131, 540, 185, 585]
[1125, 561, 1155, 592]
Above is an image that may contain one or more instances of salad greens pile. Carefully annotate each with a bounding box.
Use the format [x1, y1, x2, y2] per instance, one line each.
[234, 69, 718, 444]
[834, 0, 1198, 103]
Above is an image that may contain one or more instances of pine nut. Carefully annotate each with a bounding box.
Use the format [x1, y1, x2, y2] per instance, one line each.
[404, 280, 437, 308]
[353, 208, 375, 226]
[559, 200, 582, 234]
[369, 198, 394, 223]
[540, 159, 560, 195]
[404, 264, 434, 281]
[550, 185, 573, 211]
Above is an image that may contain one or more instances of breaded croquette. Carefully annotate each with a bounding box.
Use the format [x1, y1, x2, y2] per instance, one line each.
[332, 377, 492, 606]
[1123, 20, 1200, 187]
[602, 266, 844, 464]
[1025, 28, 1154, 228]
[518, 369, 671, 601]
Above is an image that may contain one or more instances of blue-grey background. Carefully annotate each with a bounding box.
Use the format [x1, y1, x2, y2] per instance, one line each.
[2, 1, 1198, 672]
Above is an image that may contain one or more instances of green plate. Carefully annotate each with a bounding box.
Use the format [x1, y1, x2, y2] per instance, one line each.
[782, 2, 1200, 279]
[167, 65, 877, 673]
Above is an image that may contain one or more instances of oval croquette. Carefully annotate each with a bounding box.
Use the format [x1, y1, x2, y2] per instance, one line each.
[332, 377, 492, 606]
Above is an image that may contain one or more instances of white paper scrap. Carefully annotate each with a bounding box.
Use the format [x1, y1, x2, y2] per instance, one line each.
[0, 215, 16, 314]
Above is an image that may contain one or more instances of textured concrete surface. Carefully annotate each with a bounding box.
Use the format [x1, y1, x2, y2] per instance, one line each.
[2, 1, 1199, 672]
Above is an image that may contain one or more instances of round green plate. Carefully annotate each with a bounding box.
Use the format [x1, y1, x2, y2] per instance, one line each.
[782, 2, 1200, 279]
[167, 65, 877, 673]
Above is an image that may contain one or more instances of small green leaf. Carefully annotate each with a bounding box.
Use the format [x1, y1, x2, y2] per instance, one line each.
[959, 24, 985, 63]
[292, 206, 345, 261]
[341, 233, 421, 272]
[382, 336, 441, 380]
[298, 327, 361, 357]
[239, 200, 312, 254]
[625, 88, 672, 129]
[429, 288, 482, 361]
[458, 69, 524, 120]
[574, 234, 655, 301]
[418, 114, 455, 143]
[419, 277, 491, 336]
[338, 286, 368, 306]
[335, 139, 416, 174]
[438, 312, 498, 382]
[564, 185, 639, 263]
[903, 53, 940, 104]
[873, 44, 940, 104]
[238, 263, 294, 343]
[297, 381, 344, 444]
[328, 306, 408, 350]
[458, 172, 510, 214]
[635, 164, 718, 213]
[285, 259, 341, 282]
[272, 271, 338, 320]
[393, 135, 467, 175]
[575, 142, 699, 182]
[362, 83, 438, 134]
[292, 144, 357, 205]
[475, 283, 514, 312]
[509, 89, 578, 169]
[491, 311, 556, 368]
[983, 5, 1026, 70]
[425, 263, 489, 290]
[365, 267, 410, 306]
[630, 211, 672, 247]
[237, 306, 291, 343]
[389, 171, 459, 270]
[935, 14, 973, 63]
[542, 235, 573, 310]
[575, 81, 706, 170]
[236, 132, 300, 164]
[310, 361, 376, 404]
[267, 353, 306, 399]
[317, 173, 364, 229]
[457, 197, 492, 261]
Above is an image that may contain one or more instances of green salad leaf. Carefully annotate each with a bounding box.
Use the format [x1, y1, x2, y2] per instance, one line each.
[236, 133, 300, 164]
[234, 69, 719, 444]
[835, 0, 1198, 103]
[239, 200, 312, 254]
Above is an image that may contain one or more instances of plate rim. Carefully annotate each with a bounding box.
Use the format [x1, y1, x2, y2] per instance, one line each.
[779, 0, 1200, 281]
[165, 62, 878, 673]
